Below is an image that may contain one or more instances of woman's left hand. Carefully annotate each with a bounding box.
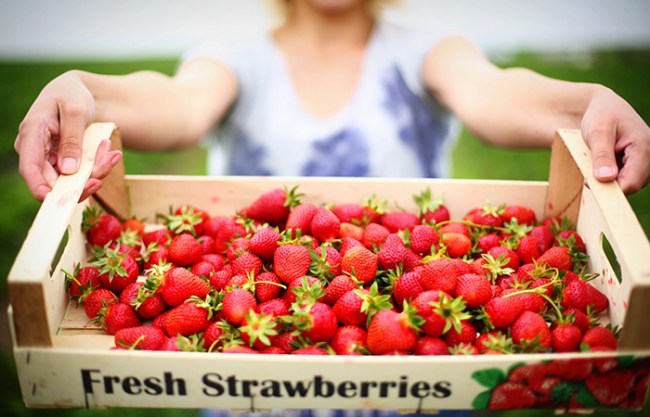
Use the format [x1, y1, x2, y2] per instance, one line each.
[581, 86, 650, 194]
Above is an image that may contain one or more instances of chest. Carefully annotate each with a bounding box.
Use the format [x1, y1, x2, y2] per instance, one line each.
[281, 48, 367, 119]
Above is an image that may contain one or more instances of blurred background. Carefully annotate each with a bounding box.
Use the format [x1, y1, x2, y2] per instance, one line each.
[1, 1, 649, 416]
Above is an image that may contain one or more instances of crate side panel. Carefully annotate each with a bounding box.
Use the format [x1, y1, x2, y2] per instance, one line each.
[14, 348, 650, 411]
[125, 176, 548, 222]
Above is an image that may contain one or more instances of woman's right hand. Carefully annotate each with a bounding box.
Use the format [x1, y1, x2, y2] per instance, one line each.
[14, 70, 123, 202]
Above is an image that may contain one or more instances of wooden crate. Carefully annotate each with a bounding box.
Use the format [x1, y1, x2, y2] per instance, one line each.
[8, 123, 650, 412]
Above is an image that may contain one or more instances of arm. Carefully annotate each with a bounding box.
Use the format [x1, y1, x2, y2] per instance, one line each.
[14, 57, 238, 201]
[423, 36, 650, 194]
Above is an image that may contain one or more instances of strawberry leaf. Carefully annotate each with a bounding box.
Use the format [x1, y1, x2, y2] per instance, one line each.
[471, 390, 492, 410]
[471, 368, 506, 389]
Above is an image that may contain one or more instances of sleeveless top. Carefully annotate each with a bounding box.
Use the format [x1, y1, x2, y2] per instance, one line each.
[183, 21, 459, 178]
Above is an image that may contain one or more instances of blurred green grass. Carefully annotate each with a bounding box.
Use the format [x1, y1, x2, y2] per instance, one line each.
[0, 49, 649, 417]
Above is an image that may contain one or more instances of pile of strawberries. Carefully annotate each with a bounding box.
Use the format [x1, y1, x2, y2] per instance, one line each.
[66, 186, 618, 355]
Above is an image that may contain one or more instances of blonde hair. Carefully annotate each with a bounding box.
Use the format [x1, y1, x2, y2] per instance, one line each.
[269, 0, 401, 19]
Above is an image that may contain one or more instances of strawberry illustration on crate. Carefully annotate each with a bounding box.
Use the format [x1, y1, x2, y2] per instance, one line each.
[471, 356, 650, 411]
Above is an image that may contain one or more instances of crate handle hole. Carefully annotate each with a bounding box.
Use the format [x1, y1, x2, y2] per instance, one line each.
[600, 232, 622, 284]
[50, 226, 71, 278]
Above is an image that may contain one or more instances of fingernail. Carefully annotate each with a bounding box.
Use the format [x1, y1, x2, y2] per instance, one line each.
[596, 166, 616, 178]
[110, 153, 122, 165]
[60, 157, 78, 174]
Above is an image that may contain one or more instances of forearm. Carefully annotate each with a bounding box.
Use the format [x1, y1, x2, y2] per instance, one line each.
[74, 60, 235, 151]
[424, 37, 601, 148]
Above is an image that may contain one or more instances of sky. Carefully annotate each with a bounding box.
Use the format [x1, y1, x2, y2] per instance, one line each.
[0, 0, 649, 60]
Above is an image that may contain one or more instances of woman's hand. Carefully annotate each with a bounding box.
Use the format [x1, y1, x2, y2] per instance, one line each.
[581, 86, 650, 195]
[14, 71, 123, 202]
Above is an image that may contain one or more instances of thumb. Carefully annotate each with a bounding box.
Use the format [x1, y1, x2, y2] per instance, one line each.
[57, 104, 89, 174]
[583, 126, 619, 182]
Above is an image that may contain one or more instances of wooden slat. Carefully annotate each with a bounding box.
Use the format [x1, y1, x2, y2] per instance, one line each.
[92, 125, 130, 221]
[553, 129, 650, 349]
[8, 124, 110, 347]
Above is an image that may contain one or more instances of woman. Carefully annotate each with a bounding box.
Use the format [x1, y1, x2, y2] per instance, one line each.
[13, 0, 650, 202]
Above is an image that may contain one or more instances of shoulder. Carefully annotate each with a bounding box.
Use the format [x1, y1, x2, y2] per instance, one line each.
[181, 30, 273, 73]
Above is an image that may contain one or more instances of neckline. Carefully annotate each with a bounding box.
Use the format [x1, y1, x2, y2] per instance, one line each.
[264, 22, 382, 124]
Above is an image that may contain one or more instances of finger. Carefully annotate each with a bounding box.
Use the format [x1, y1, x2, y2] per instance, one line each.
[583, 126, 619, 182]
[91, 140, 123, 180]
[79, 178, 103, 202]
[616, 146, 650, 195]
[15, 124, 53, 201]
[57, 101, 90, 175]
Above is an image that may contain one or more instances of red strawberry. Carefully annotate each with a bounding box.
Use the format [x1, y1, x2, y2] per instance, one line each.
[361, 222, 390, 249]
[114, 326, 168, 350]
[310, 207, 341, 242]
[414, 189, 450, 225]
[286, 202, 320, 236]
[555, 230, 586, 253]
[586, 369, 636, 406]
[159, 266, 210, 307]
[332, 288, 369, 327]
[93, 247, 139, 293]
[239, 311, 279, 349]
[122, 216, 145, 236]
[222, 288, 258, 326]
[231, 251, 263, 278]
[96, 303, 141, 335]
[442, 319, 477, 347]
[323, 275, 358, 305]
[202, 322, 228, 352]
[515, 235, 541, 265]
[273, 242, 311, 284]
[581, 326, 618, 350]
[309, 245, 342, 281]
[412, 290, 469, 337]
[484, 294, 526, 330]
[339, 222, 364, 241]
[282, 276, 321, 306]
[82, 206, 122, 247]
[453, 273, 492, 309]
[438, 222, 470, 237]
[413, 336, 449, 355]
[339, 236, 364, 256]
[163, 298, 213, 337]
[253, 271, 284, 303]
[528, 224, 553, 251]
[440, 233, 471, 258]
[501, 205, 537, 225]
[293, 346, 330, 355]
[419, 259, 461, 294]
[161, 205, 210, 236]
[246, 186, 301, 226]
[477, 233, 501, 254]
[366, 306, 422, 355]
[341, 245, 378, 284]
[551, 323, 583, 352]
[258, 298, 290, 317]
[248, 227, 281, 262]
[380, 211, 419, 233]
[292, 302, 338, 343]
[143, 242, 169, 270]
[191, 260, 217, 281]
[330, 325, 368, 355]
[488, 382, 536, 410]
[201, 253, 226, 270]
[331, 203, 366, 223]
[464, 204, 504, 228]
[561, 279, 609, 315]
[537, 246, 572, 271]
[168, 233, 203, 267]
[391, 270, 424, 306]
[142, 228, 172, 248]
[119, 281, 167, 320]
[511, 311, 551, 351]
[408, 225, 439, 254]
[83, 288, 117, 320]
[377, 233, 409, 270]
[63, 264, 101, 301]
[272, 331, 300, 354]
[226, 237, 250, 261]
